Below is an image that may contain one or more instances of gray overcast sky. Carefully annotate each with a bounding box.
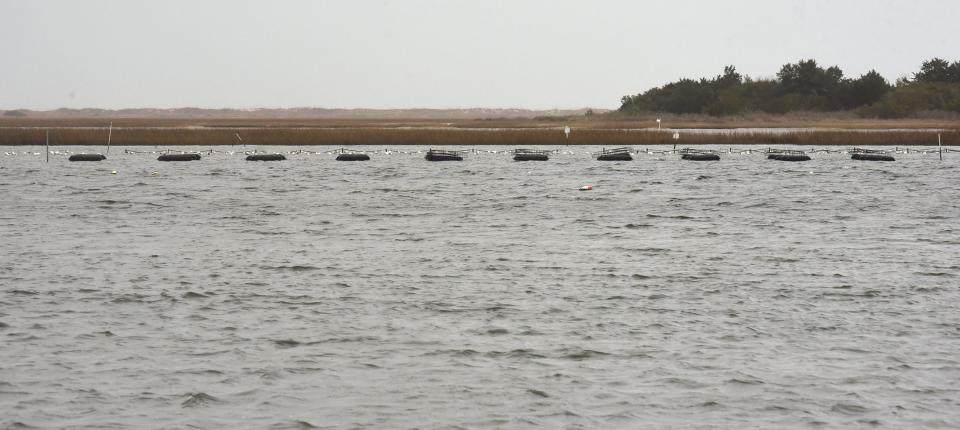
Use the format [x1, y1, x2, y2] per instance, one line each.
[1, 0, 958, 110]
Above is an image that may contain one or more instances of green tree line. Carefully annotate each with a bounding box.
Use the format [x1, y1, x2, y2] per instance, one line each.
[618, 58, 960, 118]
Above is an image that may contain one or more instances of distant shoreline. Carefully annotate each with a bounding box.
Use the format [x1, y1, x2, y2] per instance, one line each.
[1, 113, 957, 129]
[1, 116, 956, 147]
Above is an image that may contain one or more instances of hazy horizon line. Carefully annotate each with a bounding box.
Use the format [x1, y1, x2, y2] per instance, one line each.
[2, 106, 611, 114]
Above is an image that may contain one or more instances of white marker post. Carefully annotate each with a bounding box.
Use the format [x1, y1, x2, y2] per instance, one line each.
[939, 133, 942, 161]
[564, 126, 571, 140]
[235, 132, 243, 148]
[657, 118, 662, 130]
[45, 129, 49, 163]
[106, 121, 113, 155]
[672, 131, 679, 151]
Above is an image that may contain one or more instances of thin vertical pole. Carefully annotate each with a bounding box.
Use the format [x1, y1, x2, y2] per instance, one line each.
[45, 129, 49, 163]
[939, 133, 942, 161]
[106, 121, 113, 155]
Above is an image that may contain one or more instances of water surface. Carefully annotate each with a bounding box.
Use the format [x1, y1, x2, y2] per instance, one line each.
[2, 146, 959, 428]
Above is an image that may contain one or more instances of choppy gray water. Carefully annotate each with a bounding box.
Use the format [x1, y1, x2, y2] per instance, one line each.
[2, 145, 959, 429]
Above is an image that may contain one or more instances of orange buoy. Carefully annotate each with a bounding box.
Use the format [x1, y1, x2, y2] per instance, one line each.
[579, 185, 593, 191]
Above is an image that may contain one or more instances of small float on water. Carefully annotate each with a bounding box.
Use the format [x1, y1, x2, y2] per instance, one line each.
[767, 149, 811, 162]
[512, 148, 550, 161]
[334, 148, 370, 161]
[336, 153, 370, 161]
[67, 122, 110, 162]
[68, 154, 106, 162]
[679, 148, 720, 161]
[850, 148, 895, 161]
[158, 153, 202, 162]
[425, 149, 464, 161]
[246, 153, 286, 161]
[595, 147, 632, 161]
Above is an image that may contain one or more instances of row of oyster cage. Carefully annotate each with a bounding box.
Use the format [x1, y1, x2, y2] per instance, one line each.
[19, 146, 955, 162]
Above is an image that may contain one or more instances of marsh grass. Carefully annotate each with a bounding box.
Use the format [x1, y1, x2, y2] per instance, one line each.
[0, 119, 956, 147]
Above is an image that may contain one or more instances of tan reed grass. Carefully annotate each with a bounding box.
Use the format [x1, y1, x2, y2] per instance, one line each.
[0, 127, 955, 147]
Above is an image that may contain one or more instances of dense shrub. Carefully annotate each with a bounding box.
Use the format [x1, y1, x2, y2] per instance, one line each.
[620, 59, 959, 118]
